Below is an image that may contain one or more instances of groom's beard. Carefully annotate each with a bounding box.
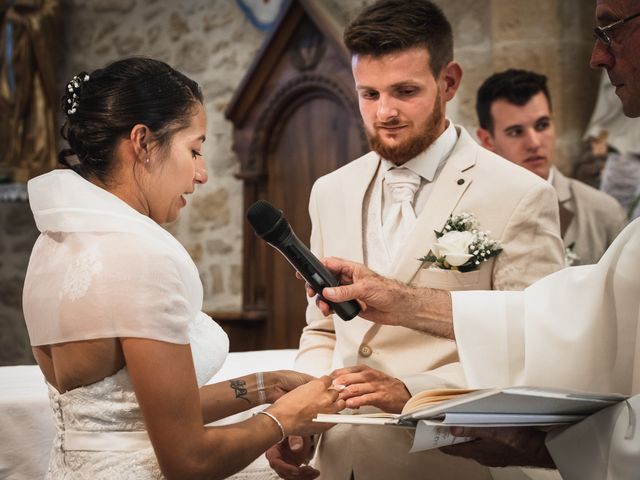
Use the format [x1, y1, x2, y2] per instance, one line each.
[367, 90, 444, 166]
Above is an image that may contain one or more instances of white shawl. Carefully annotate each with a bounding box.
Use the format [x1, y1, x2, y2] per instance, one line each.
[23, 169, 213, 347]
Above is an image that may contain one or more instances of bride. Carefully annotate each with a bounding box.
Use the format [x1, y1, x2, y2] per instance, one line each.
[22, 57, 343, 479]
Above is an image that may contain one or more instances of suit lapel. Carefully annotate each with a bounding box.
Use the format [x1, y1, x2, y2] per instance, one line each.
[391, 128, 476, 283]
[551, 167, 575, 237]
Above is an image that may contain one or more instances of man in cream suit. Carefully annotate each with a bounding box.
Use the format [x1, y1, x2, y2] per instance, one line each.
[476, 69, 627, 265]
[298, 1, 640, 476]
[266, 1, 564, 479]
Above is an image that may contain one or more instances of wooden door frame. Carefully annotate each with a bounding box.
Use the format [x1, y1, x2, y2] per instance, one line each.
[237, 73, 366, 335]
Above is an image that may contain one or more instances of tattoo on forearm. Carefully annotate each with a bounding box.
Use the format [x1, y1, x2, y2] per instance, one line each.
[229, 379, 250, 403]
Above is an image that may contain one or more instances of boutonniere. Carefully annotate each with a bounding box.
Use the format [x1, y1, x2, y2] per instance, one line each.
[419, 213, 502, 272]
[564, 241, 579, 266]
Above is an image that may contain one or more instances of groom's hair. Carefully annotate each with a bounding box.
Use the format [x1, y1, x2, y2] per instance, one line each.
[343, 0, 453, 77]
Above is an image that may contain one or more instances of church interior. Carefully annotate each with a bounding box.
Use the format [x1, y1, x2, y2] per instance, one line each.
[0, 0, 603, 364]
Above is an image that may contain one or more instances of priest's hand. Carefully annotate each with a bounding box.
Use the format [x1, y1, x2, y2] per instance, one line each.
[330, 365, 411, 413]
[300, 257, 455, 339]
[440, 426, 556, 469]
[266, 435, 319, 480]
[302, 257, 410, 326]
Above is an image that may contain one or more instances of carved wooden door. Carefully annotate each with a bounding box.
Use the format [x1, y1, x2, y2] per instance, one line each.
[263, 91, 365, 348]
[225, 2, 369, 352]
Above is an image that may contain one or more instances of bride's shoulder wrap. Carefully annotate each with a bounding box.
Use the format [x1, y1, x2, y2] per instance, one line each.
[23, 169, 204, 346]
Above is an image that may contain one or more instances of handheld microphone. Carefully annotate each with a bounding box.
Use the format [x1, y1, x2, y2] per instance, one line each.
[246, 200, 360, 321]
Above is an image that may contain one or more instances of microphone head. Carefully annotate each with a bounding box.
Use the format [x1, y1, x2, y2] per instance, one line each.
[246, 200, 290, 242]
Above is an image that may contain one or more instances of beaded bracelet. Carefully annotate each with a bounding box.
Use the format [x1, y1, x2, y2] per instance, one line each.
[255, 371, 267, 404]
[257, 410, 286, 443]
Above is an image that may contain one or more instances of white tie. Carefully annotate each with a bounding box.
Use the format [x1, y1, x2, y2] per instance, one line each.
[383, 167, 421, 260]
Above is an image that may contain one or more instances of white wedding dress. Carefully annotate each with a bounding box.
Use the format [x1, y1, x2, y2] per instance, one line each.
[45, 312, 229, 479]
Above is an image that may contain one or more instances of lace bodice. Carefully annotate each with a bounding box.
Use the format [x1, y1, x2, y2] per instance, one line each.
[45, 313, 229, 479]
[47, 368, 162, 479]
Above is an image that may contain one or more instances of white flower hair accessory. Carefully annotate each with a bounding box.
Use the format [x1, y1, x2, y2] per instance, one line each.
[65, 73, 90, 115]
[419, 212, 502, 272]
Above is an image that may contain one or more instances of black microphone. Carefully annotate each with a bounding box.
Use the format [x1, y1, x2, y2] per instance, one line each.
[246, 200, 360, 321]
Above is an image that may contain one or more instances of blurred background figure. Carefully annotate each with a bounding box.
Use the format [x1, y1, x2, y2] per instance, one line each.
[476, 69, 627, 265]
[583, 70, 640, 220]
[0, 0, 62, 183]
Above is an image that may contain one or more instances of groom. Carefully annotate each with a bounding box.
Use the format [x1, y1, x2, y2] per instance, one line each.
[268, 1, 564, 479]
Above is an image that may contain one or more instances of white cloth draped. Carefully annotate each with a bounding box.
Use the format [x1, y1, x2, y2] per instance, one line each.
[24, 169, 211, 347]
[451, 218, 640, 479]
[452, 218, 640, 394]
[546, 395, 640, 480]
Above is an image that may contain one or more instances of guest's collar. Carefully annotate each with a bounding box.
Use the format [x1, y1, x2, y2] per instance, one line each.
[547, 166, 555, 184]
[381, 120, 458, 181]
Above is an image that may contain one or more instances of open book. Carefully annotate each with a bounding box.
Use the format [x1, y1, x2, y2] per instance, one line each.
[315, 387, 627, 451]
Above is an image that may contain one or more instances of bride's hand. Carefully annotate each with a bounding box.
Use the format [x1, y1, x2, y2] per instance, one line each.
[265, 370, 315, 403]
[269, 375, 345, 437]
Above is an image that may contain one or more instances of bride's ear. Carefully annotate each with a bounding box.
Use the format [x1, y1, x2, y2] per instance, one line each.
[130, 124, 152, 164]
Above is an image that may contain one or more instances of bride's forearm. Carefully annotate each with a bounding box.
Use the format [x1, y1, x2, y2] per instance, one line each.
[200, 372, 274, 424]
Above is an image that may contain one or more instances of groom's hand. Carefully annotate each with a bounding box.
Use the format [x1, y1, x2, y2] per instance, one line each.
[330, 365, 411, 413]
[266, 436, 318, 480]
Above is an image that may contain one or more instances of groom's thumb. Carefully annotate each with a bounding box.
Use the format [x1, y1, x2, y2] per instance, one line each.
[288, 435, 304, 451]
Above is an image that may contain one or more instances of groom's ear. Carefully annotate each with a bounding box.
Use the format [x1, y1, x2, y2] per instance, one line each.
[439, 61, 462, 102]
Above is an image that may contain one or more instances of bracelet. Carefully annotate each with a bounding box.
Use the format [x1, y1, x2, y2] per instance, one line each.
[256, 371, 267, 404]
[257, 410, 286, 443]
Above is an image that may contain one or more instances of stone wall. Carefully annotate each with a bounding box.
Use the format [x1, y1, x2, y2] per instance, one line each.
[1, 0, 601, 363]
[59, 0, 269, 314]
[0, 203, 39, 365]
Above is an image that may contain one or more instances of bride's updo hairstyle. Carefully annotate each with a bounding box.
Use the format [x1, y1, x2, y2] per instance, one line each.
[58, 57, 203, 183]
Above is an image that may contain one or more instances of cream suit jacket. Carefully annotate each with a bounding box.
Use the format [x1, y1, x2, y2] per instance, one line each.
[453, 218, 640, 480]
[552, 167, 627, 266]
[296, 127, 565, 480]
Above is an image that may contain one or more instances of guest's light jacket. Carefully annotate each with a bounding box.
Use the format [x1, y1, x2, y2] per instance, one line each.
[552, 166, 627, 265]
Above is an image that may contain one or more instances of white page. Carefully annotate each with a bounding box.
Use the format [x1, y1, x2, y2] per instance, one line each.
[438, 412, 586, 425]
[410, 421, 474, 452]
[314, 413, 400, 426]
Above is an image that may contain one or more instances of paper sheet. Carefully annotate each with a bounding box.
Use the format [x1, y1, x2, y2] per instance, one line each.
[409, 420, 474, 452]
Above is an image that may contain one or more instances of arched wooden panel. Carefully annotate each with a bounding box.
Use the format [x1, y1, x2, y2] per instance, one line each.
[241, 75, 366, 349]
[263, 92, 365, 347]
[222, 2, 368, 351]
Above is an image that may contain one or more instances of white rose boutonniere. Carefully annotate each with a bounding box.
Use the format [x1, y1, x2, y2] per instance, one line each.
[564, 241, 579, 266]
[419, 212, 502, 272]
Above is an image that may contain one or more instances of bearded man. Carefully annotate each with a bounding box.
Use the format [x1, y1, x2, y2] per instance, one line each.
[267, 1, 565, 479]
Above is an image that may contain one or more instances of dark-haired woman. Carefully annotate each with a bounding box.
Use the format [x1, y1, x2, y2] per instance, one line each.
[22, 57, 343, 479]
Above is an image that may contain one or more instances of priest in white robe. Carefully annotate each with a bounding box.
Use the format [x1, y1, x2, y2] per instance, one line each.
[312, 217, 640, 479]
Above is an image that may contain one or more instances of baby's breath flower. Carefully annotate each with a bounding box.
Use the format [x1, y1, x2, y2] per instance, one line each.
[419, 212, 502, 272]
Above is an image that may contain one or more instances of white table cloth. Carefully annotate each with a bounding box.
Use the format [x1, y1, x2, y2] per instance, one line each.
[0, 349, 297, 480]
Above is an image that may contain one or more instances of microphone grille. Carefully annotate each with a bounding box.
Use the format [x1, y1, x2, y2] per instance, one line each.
[246, 200, 283, 237]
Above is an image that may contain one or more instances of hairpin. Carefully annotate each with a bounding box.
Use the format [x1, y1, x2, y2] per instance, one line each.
[66, 74, 90, 115]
